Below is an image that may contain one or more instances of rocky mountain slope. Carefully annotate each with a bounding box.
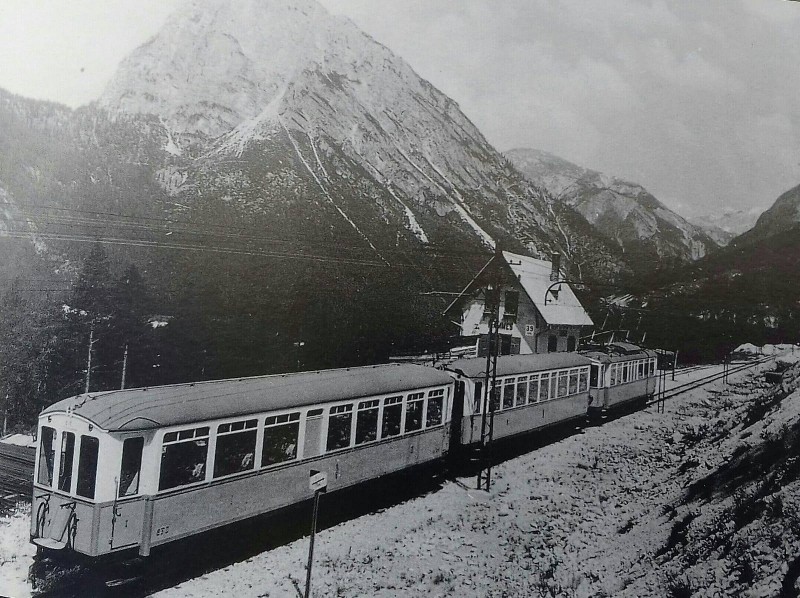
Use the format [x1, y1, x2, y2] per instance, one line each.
[506, 148, 719, 267]
[734, 182, 800, 246]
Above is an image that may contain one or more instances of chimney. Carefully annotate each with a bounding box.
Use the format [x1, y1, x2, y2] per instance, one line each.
[550, 253, 561, 282]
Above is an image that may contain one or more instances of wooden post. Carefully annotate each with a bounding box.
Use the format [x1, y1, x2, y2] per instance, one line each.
[305, 489, 322, 598]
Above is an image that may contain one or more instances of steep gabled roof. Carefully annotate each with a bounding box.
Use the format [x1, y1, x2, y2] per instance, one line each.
[503, 251, 594, 327]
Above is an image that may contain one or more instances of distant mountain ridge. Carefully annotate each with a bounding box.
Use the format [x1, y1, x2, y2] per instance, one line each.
[733, 182, 800, 246]
[506, 148, 719, 267]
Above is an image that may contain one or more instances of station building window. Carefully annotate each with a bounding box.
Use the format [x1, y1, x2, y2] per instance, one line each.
[426, 389, 444, 428]
[159, 427, 209, 491]
[548, 335, 558, 352]
[119, 437, 144, 497]
[262, 413, 300, 467]
[356, 400, 379, 445]
[58, 432, 75, 492]
[382, 396, 402, 438]
[76, 436, 99, 499]
[327, 405, 353, 451]
[215, 419, 257, 478]
[37, 426, 56, 487]
[405, 392, 424, 432]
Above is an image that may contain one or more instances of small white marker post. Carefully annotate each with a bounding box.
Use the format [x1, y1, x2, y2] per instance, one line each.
[305, 469, 327, 598]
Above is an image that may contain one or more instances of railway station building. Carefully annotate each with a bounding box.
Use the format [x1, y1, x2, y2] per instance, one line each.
[448, 251, 594, 358]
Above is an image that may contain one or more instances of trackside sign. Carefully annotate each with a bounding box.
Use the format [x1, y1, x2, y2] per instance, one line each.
[309, 469, 328, 492]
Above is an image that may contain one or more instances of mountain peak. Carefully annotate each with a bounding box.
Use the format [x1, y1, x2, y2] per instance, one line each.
[99, 0, 365, 138]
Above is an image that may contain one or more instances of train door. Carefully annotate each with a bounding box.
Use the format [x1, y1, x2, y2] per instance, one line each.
[110, 437, 146, 551]
[449, 381, 465, 452]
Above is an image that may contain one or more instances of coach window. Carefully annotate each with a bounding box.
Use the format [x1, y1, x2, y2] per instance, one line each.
[382, 396, 403, 438]
[119, 437, 144, 497]
[539, 373, 550, 402]
[515, 376, 528, 406]
[37, 426, 56, 486]
[610, 365, 618, 386]
[159, 427, 209, 491]
[356, 400, 379, 445]
[327, 404, 353, 451]
[557, 371, 569, 398]
[76, 436, 99, 499]
[568, 370, 579, 395]
[405, 392, 424, 432]
[579, 368, 589, 392]
[550, 373, 558, 398]
[473, 382, 483, 414]
[262, 413, 300, 467]
[528, 374, 539, 404]
[58, 432, 76, 493]
[502, 379, 515, 410]
[489, 383, 501, 412]
[426, 389, 444, 428]
[215, 419, 257, 478]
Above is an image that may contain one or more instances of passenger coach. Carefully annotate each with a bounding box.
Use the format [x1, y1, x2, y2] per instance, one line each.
[445, 352, 593, 446]
[31, 364, 453, 557]
[583, 343, 658, 414]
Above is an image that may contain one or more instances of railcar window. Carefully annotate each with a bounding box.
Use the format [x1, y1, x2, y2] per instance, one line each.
[37, 426, 56, 486]
[622, 364, 629, 383]
[638, 361, 644, 378]
[215, 419, 257, 478]
[528, 375, 539, 404]
[515, 376, 528, 406]
[426, 390, 444, 427]
[489, 383, 501, 412]
[76, 436, 99, 499]
[405, 392, 424, 432]
[569, 370, 579, 395]
[610, 365, 617, 386]
[119, 437, 144, 497]
[550, 374, 558, 399]
[382, 396, 403, 438]
[356, 400, 379, 445]
[473, 382, 483, 414]
[327, 404, 353, 451]
[159, 427, 209, 491]
[590, 365, 599, 388]
[502, 379, 515, 410]
[557, 371, 568, 398]
[58, 432, 75, 492]
[262, 413, 299, 468]
[539, 373, 550, 402]
[579, 369, 589, 392]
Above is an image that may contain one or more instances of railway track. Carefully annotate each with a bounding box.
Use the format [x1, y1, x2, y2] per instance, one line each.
[648, 356, 775, 407]
[0, 442, 35, 510]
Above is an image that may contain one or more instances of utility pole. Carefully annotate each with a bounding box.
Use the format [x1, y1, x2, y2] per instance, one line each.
[2, 393, 8, 437]
[477, 247, 503, 492]
[85, 320, 96, 394]
[120, 344, 129, 390]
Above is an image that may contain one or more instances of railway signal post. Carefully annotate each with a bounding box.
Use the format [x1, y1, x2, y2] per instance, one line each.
[305, 469, 327, 598]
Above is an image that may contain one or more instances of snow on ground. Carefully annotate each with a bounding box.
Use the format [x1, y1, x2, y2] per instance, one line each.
[0, 504, 36, 598]
[1, 359, 796, 598]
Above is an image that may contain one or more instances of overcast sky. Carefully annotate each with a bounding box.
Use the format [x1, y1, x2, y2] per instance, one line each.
[1, 0, 798, 217]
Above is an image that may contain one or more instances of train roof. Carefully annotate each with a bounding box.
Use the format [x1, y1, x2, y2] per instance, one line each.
[40, 364, 454, 432]
[445, 352, 591, 379]
[581, 350, 655, 363]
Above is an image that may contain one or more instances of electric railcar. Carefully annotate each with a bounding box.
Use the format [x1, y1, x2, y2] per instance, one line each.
[31, 364, 453, 557]
[31, 349, 658, 559]
[582, 343, 658, 415]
